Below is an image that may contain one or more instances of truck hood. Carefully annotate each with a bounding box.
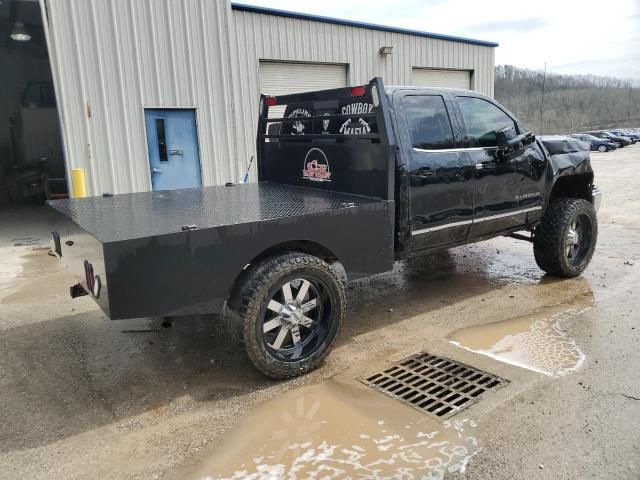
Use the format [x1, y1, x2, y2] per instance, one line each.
[538, 135, 593, 178]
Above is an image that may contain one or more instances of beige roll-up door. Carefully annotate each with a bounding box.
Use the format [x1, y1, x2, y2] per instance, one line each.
[411, 68, 472, 90]
[260, 61, 348, 95]
[260, 61, 348, 118]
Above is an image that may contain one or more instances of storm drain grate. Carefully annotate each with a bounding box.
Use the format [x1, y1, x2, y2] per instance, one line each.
[360, 352, 508, 420]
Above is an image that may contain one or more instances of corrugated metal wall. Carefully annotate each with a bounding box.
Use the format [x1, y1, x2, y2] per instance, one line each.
[229, 9, 496, 179]
[42, 0, 240, 196]
[42, 1, 495, 195]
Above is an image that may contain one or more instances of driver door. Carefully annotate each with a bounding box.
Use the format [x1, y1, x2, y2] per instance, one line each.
[398, 93, 475, 252]
[453, 96, 547, 238]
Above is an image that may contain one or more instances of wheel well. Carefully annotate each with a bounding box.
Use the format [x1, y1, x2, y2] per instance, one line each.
[249, 240, 338, 265]
[550, 173, 593, 202]
[225, 241, 340, 308]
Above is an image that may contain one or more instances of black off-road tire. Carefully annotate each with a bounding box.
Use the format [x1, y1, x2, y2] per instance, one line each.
[533, 198, 597, 277]
[223, 252, 345, 379]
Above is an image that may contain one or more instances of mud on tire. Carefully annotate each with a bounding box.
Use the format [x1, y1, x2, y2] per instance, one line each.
[533, 198, 597, 277]
[223, 252, 345, 379]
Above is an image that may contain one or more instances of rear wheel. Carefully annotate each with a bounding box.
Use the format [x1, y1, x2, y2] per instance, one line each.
[533, 198, 597, 277]
[597, 144, 607, 152]
[223, 252, 345, 379]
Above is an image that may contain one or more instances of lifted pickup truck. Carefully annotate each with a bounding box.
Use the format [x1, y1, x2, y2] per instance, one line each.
[49, 78, 601, 378]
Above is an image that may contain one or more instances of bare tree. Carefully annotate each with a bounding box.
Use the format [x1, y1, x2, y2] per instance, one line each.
[495, 65, 640, 133]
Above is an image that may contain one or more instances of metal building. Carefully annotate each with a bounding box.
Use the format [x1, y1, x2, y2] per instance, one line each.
[31, 1, 497, 197]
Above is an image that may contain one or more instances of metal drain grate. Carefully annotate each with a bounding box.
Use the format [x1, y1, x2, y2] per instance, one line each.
[361, 352, 507, 420]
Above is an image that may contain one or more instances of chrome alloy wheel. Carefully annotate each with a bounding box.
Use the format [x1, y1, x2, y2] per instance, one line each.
[262, 277, 330, 361]
[565, 213, 593, 265]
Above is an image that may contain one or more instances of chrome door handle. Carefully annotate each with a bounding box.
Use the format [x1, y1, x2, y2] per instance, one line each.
[152, 168, 163, 174]
[476, 161, 496, 170]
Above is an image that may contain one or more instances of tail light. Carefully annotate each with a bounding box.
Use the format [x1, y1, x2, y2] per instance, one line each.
[83, 260, 101, 298]
[351, 86, 366, 97]
[50, 231, 62, 257]
[265, 96, 278, 107]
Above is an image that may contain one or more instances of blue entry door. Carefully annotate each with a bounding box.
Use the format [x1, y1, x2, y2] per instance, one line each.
[145, 109, 202, 191]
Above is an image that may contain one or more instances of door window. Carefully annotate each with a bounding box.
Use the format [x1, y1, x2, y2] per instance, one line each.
[402, 95, 455, 150]
[457, 97, 517, 148]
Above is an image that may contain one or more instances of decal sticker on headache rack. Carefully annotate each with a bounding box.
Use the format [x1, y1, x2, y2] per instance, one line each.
[302, 148, 332, 182]
[287, 108, 312, 135]
[339, 102, 374, 135]
[322, 113, 331, 135]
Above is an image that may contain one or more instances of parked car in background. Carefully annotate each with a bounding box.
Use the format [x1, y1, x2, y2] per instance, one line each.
[610, 129, 639, 143]
[604, 130, 636, 144]
[602, 130, 635, 144]
[569, 133, 617, 152]
[605, 130, 636, 145]
[584, 131, 631, 147]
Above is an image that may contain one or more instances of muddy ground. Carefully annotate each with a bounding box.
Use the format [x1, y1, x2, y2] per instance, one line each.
[1, 145, 639, 479]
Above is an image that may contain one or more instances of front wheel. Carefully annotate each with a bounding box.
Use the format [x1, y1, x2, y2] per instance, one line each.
[597, 144, 607, 153]
[223, 252, 345, 379]
[533, 198, 598, 277]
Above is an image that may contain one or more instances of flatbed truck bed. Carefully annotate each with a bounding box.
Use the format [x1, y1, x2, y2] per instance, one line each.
[49, 182, 393, 320]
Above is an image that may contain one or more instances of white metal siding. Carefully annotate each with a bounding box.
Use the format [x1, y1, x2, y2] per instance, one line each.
[42, 1, 495, 195]
[41, 0, 239, 196]
[411, 68, 471, 89]
[230, 9, 496, 182]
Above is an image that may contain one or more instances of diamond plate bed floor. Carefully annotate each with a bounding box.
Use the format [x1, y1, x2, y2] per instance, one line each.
[48, 183, 385, 243]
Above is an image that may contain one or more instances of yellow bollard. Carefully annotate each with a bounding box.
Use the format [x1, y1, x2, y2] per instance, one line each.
[71, 168, 87, 198]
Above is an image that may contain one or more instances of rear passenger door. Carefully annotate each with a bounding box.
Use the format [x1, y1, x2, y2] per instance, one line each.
[453, 96, 546, 238]
[397, 93, 474, 251]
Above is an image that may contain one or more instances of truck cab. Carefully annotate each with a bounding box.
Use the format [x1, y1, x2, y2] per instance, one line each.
[387, 86, 548, 254]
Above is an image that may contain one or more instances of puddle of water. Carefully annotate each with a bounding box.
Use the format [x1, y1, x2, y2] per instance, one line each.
[181, 381, 480, 480]
[0, 248, 65, 304]
[448, 299, 592, 377]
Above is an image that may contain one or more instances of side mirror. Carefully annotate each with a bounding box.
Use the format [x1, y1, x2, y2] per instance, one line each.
[495, 127, 536, 161]
[496, 126, 515, 149]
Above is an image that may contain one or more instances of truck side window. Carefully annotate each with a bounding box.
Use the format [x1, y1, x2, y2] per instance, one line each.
[402, 95, 455, 150]
[457, 96, 517, 148]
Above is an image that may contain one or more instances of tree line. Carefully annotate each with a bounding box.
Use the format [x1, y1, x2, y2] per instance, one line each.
[494, 65, 640, 134]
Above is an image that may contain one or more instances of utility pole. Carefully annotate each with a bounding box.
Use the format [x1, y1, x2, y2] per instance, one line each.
[540, 62, 547, 133]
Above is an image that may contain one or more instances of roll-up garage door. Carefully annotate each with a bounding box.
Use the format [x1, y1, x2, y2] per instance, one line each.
[411, 68, 471, 90]
[260, 61, 348, 118]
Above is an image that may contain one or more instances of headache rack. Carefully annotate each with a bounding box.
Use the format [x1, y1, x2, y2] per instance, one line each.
[256, 78, 397, 200]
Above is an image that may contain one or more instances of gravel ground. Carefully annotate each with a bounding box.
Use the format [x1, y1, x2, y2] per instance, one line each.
[0, 144, 639, 479]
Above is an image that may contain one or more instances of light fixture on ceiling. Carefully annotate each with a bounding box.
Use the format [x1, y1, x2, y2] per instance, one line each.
[10, 21, 31, 42]
[379, 46, 393, 55]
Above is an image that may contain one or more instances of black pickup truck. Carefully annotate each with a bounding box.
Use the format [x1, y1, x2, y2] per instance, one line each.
[48, 78, 601, 378]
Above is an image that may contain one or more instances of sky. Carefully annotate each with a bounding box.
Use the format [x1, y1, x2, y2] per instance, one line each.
[236, 0, 640, 80]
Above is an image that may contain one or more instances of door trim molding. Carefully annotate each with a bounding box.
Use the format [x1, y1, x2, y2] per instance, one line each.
[473, 206, 542, 223]
[412, 219, 473, 235]
[411, 206, 542, 236]
[413, 146, 488, 153]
